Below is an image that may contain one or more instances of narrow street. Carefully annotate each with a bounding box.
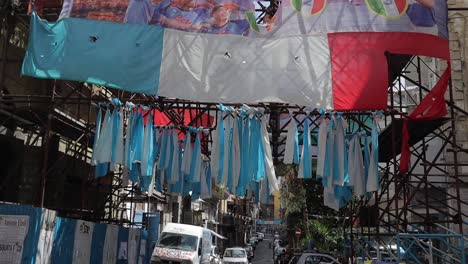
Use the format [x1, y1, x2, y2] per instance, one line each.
[252, 236, 274, 264]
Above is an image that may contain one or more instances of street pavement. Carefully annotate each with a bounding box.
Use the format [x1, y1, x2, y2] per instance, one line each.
[252, 236, 274, 264]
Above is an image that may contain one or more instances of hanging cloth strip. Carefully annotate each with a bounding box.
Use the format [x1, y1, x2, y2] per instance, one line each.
[181, 130, 192, 177]
[298, 117, 312, 179]
[169, 146, 184, 195]
[247, 116, 257, 184]
[109, 99, 122, 170]
[163, 129, 174, 172]
[168, 130, 180, 184]
[261, 115, 279, 194]
[237, 116, 250, 196]
[124, 109, 134, 169]
[189, 128, 202, 183]
[131, 111, 144, 166]
[231, 118, 241, 194]
[255, 116, 266, 182]
[93, 108, 108, 178]
[283, 116, 300, 165]
[366, 115, 380, 192]
[332, 115, 348, 186]
[95, 108, 113, 164]
[141, 111, 154, 177]
[226, 116, 235, 192]
[158, 128, 170, 171]
[322, 117, 334, 188]
[148, 163, 158, 196]
[348, 134, 365, 196]
[201, 161, 211, 199]
[221, 116, 233, 187]
[165, 128, 176, 185]
[113, 109, 125, 168]
[316, 111, 328, 178]
[91, 107, 102, 166]
[153, 127, 161, 163]
[214, 109, 226, 185]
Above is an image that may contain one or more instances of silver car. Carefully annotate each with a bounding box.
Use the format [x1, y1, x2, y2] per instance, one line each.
[295, 253, 340, 264]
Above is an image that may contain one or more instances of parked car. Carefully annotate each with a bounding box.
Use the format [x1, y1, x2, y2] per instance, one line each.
[249, 237, 258, 248]
[256, 232, 265, 241]
[246, 241, 256, 251]
[210, 246, 222, 264]
[222, 247, 249, 264]
[287, 253, 304, 264]
[296, 253, 340, 264]
[245, 245, 254, 261]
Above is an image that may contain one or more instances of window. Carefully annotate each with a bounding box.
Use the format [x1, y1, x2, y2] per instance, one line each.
[304, 255, 335, 264]
[157, 232, 198, 251]
[224, 249, 246, 258]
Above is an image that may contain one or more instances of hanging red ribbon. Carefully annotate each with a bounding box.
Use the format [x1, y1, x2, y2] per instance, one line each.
[400, 65, 451, 174]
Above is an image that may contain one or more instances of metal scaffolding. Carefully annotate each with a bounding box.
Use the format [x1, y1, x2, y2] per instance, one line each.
[1, 0, 467, 261]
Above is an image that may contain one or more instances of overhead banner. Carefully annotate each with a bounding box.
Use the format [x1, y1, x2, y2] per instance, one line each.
[23, 0, 450, 110]
[59, 0, 448, 39]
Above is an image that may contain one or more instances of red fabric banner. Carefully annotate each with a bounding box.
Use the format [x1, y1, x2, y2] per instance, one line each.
[329, 32, 450, 110]
[399, 65, 451, 173]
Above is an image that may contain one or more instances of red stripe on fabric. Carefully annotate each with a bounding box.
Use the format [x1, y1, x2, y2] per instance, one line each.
[311, 0, 325, 14]
[396, 0, 406, 13]
[328, 32, 449, 110]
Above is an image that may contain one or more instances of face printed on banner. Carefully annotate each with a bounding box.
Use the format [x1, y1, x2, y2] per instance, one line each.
[212, 5, 229, 26]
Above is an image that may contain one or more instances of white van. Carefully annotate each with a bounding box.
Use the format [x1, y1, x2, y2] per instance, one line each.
[151, 223, 223, 264]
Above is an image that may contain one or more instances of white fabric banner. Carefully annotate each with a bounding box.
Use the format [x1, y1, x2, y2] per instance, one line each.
[103, 225, 119, 264]
[35, 209, 57, 264]
[0, 215, 29, 264]
[128, 228, 140, 264]
[158, 29, 332, 108]
[72, 220, 94, 264]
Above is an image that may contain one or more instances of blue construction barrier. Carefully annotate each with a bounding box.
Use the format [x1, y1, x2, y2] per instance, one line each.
[0, 204, 156, 264]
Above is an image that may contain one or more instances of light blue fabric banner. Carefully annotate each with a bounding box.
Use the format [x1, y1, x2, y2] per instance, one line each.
[117, 227, 130, 264]
[139, 230, 149, 264]
[90, 223, 107, 263]
[51, 217, 77, 263]
[22, 12, 164, 95]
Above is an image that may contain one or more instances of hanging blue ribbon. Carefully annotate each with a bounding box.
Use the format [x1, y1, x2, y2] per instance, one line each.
[216, 111, 225, 185]
[95, 163, 108, 178]
[237, 117, 250, 196]
[363, 136, 370, 184]
[189, 129, 201, 183]
[129, 163, 141, 183]
[132, 112, 144, 165]
[92, 108, 102, 165]
[125, 110, 134, 170]
[158, 128, 169, 171]
[322, 117, 335, 186]
[153, 127, 161, 164]
[144, 112, 155, 177]
[227, 121, 234, 192]
[256, 117, 266, 181]
[169, 145, 183, 195]
[301, 118, 312, 179]
[293, 120, 300, 164]
[248, 118, 259, 182]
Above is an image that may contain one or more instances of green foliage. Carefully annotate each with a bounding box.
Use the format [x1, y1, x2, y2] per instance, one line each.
[277, 163, 344, 253]
[302, 220, 344, 253]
